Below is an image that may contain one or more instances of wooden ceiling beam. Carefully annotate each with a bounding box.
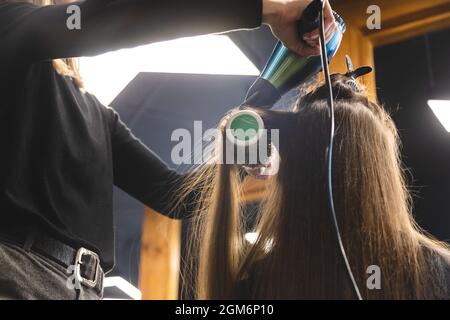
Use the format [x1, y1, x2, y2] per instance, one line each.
[366, 3, 450, 47]
[333, 0, 450, 47]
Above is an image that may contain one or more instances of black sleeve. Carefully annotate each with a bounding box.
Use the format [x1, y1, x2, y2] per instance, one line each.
[0, 0, 262, 67]
[109, 108, 195, 219]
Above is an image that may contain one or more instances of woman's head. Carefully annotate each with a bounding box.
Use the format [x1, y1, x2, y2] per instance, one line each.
[185, 74, 450, 300]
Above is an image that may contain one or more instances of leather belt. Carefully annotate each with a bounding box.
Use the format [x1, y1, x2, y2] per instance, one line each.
[0, 226, 104, 295]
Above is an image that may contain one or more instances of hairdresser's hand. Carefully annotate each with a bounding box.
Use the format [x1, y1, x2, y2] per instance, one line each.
[262, 0, 337, 56]
[243, 145, 280, 180]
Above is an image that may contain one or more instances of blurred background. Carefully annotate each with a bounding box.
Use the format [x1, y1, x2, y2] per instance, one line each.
[78, 0, 450, 299]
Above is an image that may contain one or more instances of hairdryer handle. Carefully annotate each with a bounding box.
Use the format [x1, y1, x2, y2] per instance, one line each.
[297, 0, 323, 37]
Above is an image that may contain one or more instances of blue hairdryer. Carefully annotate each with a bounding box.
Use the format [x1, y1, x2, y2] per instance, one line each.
[242, 0, 346, 108]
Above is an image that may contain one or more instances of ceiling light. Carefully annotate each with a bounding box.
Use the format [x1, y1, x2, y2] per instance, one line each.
[103, 276, 141, 300]
[79, 35, 259, 106]
[428, 100, 450, 132]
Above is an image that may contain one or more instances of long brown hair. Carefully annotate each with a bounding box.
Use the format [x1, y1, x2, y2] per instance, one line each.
[182, 74, 450, 300]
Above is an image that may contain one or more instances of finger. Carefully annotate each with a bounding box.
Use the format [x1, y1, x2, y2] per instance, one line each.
[304, 37, 317, 47]
[323, 0, 333, 18]
[306, 40, 319, 50]
[297, 44, 320, 57]
[282, 25, 308, 54]
[303, 29, 319, 41]
[292, 41, 309, 56]
[324, 3, 336, 34]
[324, 17, 336, 33]
[306, 41, 317, 48]
[303, 21, 334, 43]
[303, 0, 335, 39]
[296, 42, 310, 56]
[305, 19, 336, 45]
[324, 21, 337, 42]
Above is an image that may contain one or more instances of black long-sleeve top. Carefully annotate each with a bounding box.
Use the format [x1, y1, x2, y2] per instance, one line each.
[0, 0, 262, 271]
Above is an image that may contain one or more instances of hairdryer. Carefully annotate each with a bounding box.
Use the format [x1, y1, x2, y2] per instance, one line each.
[241, 0, 346, 108]
[225, 0, 346, 165]
[226, 0, 346, 161]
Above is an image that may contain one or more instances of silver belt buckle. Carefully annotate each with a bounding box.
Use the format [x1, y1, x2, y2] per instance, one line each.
[74, 247, 100, 289]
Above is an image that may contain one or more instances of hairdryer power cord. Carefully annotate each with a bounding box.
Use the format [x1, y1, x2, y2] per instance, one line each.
[317, 2, 363, 300]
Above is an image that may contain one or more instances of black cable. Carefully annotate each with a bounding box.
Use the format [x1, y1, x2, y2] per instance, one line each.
[317, 2, 363, 300]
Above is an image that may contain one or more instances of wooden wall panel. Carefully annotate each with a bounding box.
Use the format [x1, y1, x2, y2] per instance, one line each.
[333, 0, 450, 31]
[139, 208, 181, 300]
[367, 6, 450, 47]
[329, 25, 377, 101]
